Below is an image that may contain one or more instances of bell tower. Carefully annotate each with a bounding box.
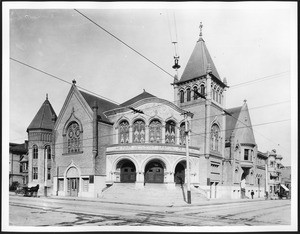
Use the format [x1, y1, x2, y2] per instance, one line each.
[173, 22, 228, 185]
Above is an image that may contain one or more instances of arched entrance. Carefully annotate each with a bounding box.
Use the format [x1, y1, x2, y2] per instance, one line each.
[66, 167, 79, 197]
[145, 160, 165, 183]
[117, 159, 136, 183]
[174, 161, 186, 184]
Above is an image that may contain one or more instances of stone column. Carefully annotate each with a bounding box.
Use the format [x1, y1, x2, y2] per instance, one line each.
[161, 125, 165, 144]
[145, 125, 149, 143]
[129, 126, 133, 143]
[135, 171, 144, 189]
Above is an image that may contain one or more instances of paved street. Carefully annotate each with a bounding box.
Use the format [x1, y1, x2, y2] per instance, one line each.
[9, 195, 291, 227]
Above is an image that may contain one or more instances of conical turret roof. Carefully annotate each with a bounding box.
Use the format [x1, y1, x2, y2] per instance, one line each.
[179, 37, 221, 83]
[27, 96, 57, 132]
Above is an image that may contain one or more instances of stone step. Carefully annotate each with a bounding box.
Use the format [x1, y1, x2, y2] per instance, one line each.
[101, 183, 208, 204]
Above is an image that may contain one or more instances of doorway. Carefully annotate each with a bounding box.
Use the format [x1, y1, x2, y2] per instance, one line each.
[174, 161, 186, 184]
[145, 160, 164, 183]
[67, 178, 79, 197]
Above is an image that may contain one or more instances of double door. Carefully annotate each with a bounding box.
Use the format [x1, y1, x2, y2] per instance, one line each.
[67, 178, 79, 197]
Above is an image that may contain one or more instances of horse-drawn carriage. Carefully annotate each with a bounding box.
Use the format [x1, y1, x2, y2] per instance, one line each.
[15, 184, 39, 197]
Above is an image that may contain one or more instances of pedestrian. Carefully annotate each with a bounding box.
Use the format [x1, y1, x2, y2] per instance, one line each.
[251, 190, 254, 199]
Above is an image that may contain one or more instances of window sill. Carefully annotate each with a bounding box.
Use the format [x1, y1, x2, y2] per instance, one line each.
[62, 151, 83, 156]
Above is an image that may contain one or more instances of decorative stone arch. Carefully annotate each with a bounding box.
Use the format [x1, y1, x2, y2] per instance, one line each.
[210, 117, 221, 128]
[142, 156, 170, 184]
[131, 115, 147, 126]
[64, 161, 82, 178]
[114, 116, 131, 129]
[111, 155, 140, 172]
[165, 116, 178, 125]
[141, 155, 171, 173]
[148, 116, 164, 126]
[62, 108, 83, 135]
[171, 157, 189, 172]
[172, 158, 187, 184]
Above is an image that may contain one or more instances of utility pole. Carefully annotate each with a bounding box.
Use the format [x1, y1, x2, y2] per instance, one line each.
[183, 111, 194, 204]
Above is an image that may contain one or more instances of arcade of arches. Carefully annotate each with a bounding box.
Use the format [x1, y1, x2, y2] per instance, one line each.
[114, 158, 188, 185]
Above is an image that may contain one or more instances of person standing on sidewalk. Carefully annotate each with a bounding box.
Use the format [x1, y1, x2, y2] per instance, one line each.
[251, 190, 254, 199]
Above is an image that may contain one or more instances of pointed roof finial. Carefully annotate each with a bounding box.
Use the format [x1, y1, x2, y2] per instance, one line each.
[244, 99, 247, 103]
[143, 89, 145, 92]
[199, 22, 203, 37]
[46, 93, 48, 100]
[72, 79, 76, 85]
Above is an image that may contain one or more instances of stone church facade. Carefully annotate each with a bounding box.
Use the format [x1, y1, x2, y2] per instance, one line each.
[26, 27, 268, 199]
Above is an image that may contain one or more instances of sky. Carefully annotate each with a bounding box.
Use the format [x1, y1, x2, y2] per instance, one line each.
[4, 2, 297, 166]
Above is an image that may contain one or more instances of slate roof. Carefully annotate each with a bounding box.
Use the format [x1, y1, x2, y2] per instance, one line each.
[179, 38, 221, 83]
[120, 90, 156, 107]
[225, 106, 242, 141]
[79, 90, 119, 123]
[10, 143, 27, 154]
[27, 98, 57, 132]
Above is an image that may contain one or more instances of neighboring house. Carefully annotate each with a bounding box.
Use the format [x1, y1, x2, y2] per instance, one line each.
[26, 24, 283, 200]
[9, 141, 28, 188]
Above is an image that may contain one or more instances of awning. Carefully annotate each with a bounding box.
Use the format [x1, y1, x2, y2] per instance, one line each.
[280, 184, 289, 191]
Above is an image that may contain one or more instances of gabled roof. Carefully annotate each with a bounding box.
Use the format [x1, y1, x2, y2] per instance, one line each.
[225, 103, 256, 145]
[120, 90, 156, 107]
[225, 106, 242, 141]
[27, 98, 57, 132]
[79, 90, 119, 123]
[179, 38, 221, 83]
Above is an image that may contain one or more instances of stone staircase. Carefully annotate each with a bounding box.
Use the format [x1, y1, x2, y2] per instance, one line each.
[100, 183, 208, 205]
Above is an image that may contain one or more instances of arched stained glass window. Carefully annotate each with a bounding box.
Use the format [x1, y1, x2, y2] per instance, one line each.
[33, 145, 38, 159]
[180, 90, 184, 103]
[193, 86, 198, 100]
[149, 120, 162, 143]
[133, 120, 145, 143]
[179, 123, 186, 145]
[119, 120, 129, 144]
[67, 122, 81, 153]
[186, 88, 191, 102]
[210, 124, 220, 152]
[165, 120, 176, 144]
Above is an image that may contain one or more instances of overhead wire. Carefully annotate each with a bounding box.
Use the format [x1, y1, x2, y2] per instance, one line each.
[10, 57, 120, 105]
[10, 55, 291, 151]
[74, 9, 174, 79]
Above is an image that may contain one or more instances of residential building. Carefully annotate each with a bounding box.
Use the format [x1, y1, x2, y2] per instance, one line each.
[9, 141, 28, 187]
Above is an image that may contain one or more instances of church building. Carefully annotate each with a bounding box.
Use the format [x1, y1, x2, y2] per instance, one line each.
[26, 24, 267, 200]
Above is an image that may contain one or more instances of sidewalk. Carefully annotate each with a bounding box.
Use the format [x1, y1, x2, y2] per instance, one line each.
[10, 191, 267, 207]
